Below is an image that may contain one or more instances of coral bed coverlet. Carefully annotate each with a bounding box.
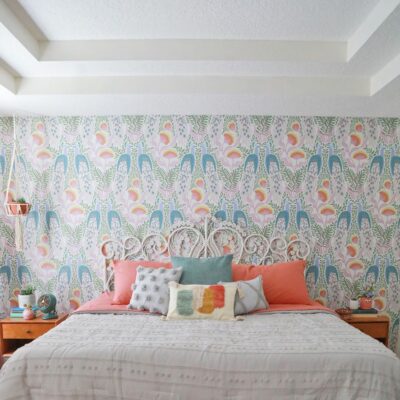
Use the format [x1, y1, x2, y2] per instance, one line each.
[0, 310, 399, 400]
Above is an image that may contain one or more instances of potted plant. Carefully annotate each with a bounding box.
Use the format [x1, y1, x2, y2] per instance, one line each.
[349, 280, 361, 310]
[359, 283, 375, 310]
[6, 197, 31, 216]
[344, 279, 361, 310]
[18, 284, 36, 308]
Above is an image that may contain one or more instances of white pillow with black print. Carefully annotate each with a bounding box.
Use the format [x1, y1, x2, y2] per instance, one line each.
[222, 275, 269, 315]
[129, 266, 182, 315]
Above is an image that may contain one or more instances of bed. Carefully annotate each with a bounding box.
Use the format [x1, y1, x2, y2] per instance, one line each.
[0, 218, 399, 399]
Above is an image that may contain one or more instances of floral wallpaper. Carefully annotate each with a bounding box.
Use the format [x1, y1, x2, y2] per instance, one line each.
[0, 115, 399, 353]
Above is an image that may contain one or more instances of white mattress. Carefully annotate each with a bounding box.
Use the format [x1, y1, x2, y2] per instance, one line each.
[0, 312, 399, 400]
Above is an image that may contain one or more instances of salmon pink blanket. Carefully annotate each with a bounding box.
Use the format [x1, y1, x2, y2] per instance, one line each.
[74, 291, 336, 316]
[74, 292, 149, 314]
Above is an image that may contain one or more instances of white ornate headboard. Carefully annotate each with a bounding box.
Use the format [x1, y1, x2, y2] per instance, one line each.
[101, 217, 310, 291]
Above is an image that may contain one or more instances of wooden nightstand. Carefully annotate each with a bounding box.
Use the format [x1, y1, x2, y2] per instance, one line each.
[0, 313, 68, 361]
[342, 314, 389, 346]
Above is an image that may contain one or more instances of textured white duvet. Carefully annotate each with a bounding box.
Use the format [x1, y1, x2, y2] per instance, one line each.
[0, 312, 399, 400]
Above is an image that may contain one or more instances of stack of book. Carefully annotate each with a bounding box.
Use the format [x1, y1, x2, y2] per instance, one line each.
[352, 308, 378, 314]
[10, 306, 39, 318]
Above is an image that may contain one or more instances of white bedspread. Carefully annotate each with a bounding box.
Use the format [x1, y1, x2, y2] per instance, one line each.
[0, 312, 399, 400]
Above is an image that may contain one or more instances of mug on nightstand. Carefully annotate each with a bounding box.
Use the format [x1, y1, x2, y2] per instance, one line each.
[349, 299, 360, 310]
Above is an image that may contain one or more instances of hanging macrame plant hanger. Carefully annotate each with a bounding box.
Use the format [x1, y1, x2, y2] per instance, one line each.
[3, 117, 31, 251]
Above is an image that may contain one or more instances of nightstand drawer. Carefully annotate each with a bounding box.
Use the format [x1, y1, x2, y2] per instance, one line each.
[351, 322, 388, 338]
[2, 324, 51, 339]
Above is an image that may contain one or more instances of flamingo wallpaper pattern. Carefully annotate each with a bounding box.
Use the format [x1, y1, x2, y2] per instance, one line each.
[0, 115, 399, 353]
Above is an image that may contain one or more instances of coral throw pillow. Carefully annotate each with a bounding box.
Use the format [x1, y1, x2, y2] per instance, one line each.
[232, 260, 312, 305]
[166, 282, 238, 320]
[112, 260, 171, 305]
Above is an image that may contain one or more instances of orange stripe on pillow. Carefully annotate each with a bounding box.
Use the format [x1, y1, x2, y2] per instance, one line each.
[197, 287, 215, 314]
[209, 285, 225, 308]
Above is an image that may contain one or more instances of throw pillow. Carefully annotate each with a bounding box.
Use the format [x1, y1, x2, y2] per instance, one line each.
[171, 254, 233, 285]
[112, 260, 171, 305]
[166, 282, 238, 320]
[223, 275, 269, 315]
[128, 266, 182, 314]
[232, 260, 312, 305]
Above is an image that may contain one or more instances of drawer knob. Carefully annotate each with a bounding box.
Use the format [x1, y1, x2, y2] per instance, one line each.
[26, 330, 32, 334]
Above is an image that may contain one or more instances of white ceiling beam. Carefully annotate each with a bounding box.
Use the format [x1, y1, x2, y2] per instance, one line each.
[0, 0, 40, 59]
[347, 0, 400, 61]
[0, 64, 16, 93]
[16, 76, 369, 97]
[370, 52, 400, 95]
[39, 39, 346, 63]
[3, 88, 400, 117]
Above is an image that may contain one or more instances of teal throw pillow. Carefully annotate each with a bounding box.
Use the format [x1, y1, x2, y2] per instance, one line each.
[171, 254, 233, 285]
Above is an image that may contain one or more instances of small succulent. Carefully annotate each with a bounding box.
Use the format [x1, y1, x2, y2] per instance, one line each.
[16, 197, 27, 204]
[20, 284, 35, 295]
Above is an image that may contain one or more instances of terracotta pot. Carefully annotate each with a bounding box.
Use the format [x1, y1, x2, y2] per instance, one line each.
[359, 297, 373, 310]
[6, 203, 31, 216]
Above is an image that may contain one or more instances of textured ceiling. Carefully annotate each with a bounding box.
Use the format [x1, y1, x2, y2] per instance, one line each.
[15, 0, 378, 41]
[0, 0, 399, 116]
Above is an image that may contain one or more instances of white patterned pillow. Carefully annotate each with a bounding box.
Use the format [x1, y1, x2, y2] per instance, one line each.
[166, 282, 238, 321]
[222, 275, 269, 315]
[128, 266, 182, 315]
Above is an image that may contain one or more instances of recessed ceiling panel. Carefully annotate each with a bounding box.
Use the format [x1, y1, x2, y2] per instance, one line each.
[16, 0, 378, 41]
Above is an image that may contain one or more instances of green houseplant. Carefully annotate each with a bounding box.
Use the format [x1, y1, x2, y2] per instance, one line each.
[349, 280, 362, 310]
[18, 284, 36, 308]
[344, 280, 362, 310]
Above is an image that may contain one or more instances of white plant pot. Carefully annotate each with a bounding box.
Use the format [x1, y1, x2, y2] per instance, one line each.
[18, 294, 36, 308]
[349, 299, 359, 310]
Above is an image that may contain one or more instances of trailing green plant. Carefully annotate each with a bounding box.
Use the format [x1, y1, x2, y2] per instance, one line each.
[20, 285, 35, 295]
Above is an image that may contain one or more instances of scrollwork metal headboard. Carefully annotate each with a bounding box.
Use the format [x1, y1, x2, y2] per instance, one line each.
[100, 217, 310, 291]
